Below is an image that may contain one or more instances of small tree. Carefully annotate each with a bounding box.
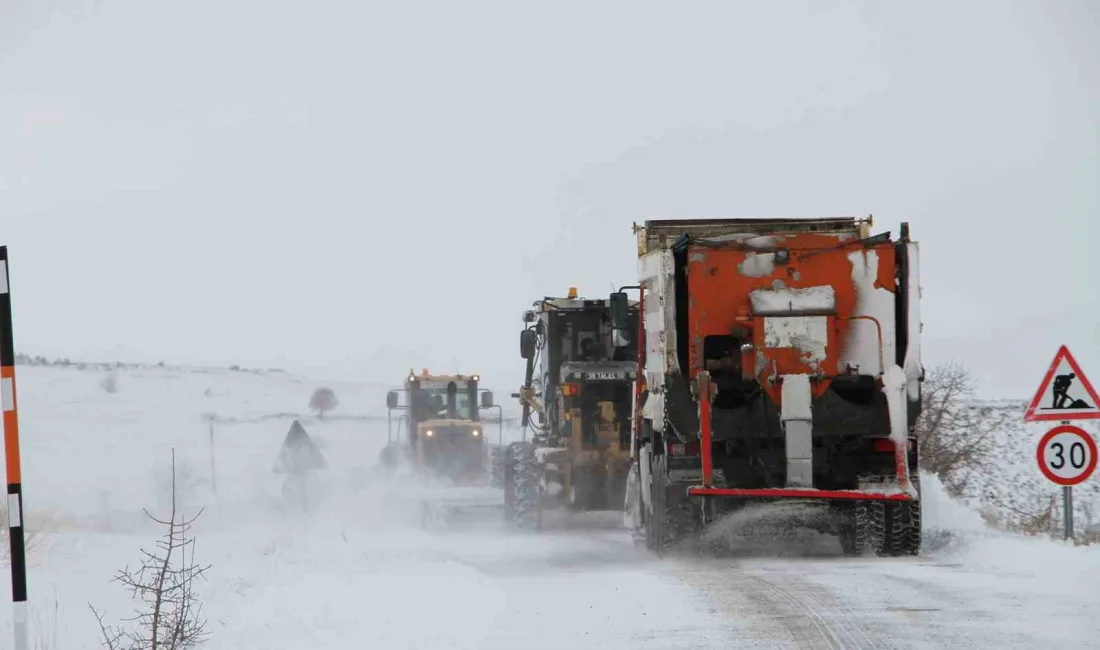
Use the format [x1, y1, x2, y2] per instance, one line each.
[916, 360, 1010, 496]
[308, 387, 339, 419]
[101, 372, 120, 394]
[90, 449, 211, 650]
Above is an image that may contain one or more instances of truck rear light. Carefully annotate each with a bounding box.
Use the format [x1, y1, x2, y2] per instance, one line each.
[669, 442, 701, 456]
[872, 438, 915, 453]
[562, 383, 579, 396]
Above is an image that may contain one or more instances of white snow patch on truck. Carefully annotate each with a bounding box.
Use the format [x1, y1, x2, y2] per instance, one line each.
[737, 252, 775, 277]
[749, 285, 836, 315]
[883, 363, 917, 497]
[763, 317, 828, 366]
[902, 241, 923, 401]
[751, 286, 835, 367]
[841, 249, 896, 376]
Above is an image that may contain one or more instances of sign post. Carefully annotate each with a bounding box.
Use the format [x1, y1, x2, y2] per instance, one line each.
[1025, 346, 1100, 542]
[0, 247, 28, 650]
[1064, 484, 1073, 541]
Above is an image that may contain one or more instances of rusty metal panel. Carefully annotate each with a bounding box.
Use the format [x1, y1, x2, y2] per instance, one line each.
[686, 236, 897, 409]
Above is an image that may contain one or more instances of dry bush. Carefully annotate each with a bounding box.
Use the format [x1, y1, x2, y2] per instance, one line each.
[916, 360, 1011, 496]
[101, 372, 120, 394]
[90, 449, 211, 650]
[985, 491, 1057, 536]
[308, 386, 339, 419]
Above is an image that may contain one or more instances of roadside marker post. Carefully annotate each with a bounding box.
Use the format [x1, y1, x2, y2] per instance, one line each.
[0, 247, 28, 650]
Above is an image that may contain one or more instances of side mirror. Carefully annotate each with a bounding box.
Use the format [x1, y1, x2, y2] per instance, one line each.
[609, 292, 630, 344]
[481, 391, 494, 408]
[386, 391, 398, 409]
[520, 329, 537, 360]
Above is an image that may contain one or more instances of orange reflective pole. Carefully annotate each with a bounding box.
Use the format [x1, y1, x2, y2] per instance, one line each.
[0, 246, 28, 650]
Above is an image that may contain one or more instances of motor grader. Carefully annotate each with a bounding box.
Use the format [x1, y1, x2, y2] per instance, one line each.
[382, 369, 501, 527]
[502, 287, 641, 531]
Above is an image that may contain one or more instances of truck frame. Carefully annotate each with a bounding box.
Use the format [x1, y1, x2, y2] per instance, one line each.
[618, 216, 924, 556]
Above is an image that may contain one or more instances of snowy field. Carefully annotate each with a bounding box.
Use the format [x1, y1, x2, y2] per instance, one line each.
[2, 363, 1099, 649]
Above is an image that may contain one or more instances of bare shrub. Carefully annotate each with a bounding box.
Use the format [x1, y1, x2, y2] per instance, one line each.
[308, 386, 339, 419]
[101, 372, 120, 394]
[984, 491, 1057, 536]
[916, 361, 1010, 496]
[90, 449, 211, 650]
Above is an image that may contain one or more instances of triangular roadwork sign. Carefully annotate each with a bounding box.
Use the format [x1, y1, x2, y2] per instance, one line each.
[273, 419, 328, 473]
[1024, 345, 1100, 422]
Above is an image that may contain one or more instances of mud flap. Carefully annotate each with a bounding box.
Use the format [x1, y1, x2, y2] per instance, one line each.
[623, 460, 642, 530]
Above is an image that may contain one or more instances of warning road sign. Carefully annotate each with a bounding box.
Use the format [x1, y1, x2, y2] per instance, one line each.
[1023, 345, 1100, 422]
[1036, 425, 1097, 486]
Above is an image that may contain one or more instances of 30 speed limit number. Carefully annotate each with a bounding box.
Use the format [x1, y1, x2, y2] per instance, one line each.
[1036, 425, 1098, 486]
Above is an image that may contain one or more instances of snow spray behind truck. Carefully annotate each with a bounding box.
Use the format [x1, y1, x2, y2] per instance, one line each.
[619, 217, 923, 556]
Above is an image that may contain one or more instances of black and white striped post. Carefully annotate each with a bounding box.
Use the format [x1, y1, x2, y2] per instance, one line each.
[0, 247, 28, 650]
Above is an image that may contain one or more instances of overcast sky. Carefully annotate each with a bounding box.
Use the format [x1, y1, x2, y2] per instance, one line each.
[1, 0, 1097, 402]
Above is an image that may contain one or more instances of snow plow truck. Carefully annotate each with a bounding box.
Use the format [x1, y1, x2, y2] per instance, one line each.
[383, 370, 501, 527]
[620, 217, 924, 557]
[502, 288, 641, 531]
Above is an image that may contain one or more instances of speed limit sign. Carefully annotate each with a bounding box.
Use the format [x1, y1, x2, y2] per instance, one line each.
[1036, 424, 1098, 486]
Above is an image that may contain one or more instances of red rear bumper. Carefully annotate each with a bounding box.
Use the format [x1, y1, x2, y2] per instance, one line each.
[687, 487, 913, 501]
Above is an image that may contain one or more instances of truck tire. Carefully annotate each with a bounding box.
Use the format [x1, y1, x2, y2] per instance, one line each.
[889, 477, 922, 556]
[889, 499, 922, 556]
[646, 454, 695, 556]
[504, 441, 541, 532]
[848, 500, 887, 556]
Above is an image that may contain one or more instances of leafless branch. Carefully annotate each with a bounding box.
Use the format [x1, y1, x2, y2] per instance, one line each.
[916, 361, 1008, 495]
[89, 448, 211, 649]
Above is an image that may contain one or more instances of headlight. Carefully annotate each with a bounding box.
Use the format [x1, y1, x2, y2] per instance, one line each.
[425, 429, 435, 437]
[472, 429, 481, 437]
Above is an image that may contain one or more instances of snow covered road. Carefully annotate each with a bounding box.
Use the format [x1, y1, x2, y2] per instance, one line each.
[668, 535, 1100, 649]
[3, 364, 1099, 649]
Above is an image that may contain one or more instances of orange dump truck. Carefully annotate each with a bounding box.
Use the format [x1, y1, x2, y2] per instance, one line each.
[615, 217, 923, 556]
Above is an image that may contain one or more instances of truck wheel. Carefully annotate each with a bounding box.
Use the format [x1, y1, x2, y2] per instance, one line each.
[646, 454, 694, 556]
[852, 500, 888, 556]
[888, 500, 922, 556]
[504, 441, 541, 532]
[888, 477, 922, 557]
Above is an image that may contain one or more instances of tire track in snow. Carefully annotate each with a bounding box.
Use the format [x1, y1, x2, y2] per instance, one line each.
[667, 558, 889, 649]
[746, 574, 886, 650]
